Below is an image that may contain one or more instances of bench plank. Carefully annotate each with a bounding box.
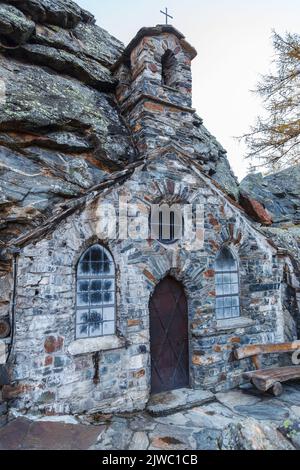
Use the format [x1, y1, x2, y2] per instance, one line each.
[234, 341, 300, 360]
[243, 366, 300, 392]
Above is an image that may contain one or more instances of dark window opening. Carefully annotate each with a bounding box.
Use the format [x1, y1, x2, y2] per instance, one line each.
[161, 50, 177, 88]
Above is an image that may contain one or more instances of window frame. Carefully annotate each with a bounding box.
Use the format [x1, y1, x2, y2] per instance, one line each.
[75, 244, 116, 339]
[214, 247, 240, 320]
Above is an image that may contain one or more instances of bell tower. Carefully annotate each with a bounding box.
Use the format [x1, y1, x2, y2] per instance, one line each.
[112, 25, 197, 155]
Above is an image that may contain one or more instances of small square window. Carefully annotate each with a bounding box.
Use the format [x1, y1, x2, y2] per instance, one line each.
[90, 291, 103, 305]
[89, 322, 103, 337]
[90, 280, 102, 291]
[103, 307, 115, 321]
[76, 324, 89, 338]
[216, 308, 224, 320]
[230, 283, 239, 294]
[77, 292, 89, 307]
[76, 309, 89, 324]
[103, 321, 115, 336]
[89, 309, 102, 323]
[103, 291, 115, 305]
[78, 281, 89, 292]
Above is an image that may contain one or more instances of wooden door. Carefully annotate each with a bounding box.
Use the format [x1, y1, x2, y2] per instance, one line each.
[149, 276, 189, 394]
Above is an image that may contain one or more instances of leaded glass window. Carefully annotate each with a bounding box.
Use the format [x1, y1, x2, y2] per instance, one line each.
[76, 244, 115, 338]
[215, 247, 240, 320]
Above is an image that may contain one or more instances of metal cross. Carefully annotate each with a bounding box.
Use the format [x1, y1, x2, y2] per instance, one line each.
[160, 7, 173, 25]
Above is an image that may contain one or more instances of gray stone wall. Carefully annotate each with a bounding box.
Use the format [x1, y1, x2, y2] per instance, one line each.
[4, 153, 284, 416]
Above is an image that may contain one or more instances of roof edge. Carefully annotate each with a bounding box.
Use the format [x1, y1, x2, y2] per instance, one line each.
[112, 24, 197, 71]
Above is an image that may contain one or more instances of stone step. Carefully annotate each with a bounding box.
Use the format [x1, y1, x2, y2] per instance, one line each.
[146, 388, 215, 416]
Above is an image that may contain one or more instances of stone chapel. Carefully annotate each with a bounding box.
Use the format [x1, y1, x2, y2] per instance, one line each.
[0, 1, 299, 420]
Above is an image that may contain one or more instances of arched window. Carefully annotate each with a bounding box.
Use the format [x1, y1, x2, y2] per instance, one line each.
[161, 50, 177, 87]
[76, 244, 115, 338]
[215, 247, 240, 320]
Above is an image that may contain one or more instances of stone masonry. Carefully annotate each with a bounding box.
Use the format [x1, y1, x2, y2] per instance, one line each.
[3, 152, 285, 415]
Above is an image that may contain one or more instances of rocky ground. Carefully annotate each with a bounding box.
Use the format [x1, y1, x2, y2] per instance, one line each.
[1, 383, 300, 450]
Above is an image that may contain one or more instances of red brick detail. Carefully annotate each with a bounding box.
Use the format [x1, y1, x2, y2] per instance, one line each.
[143, 269, 157, 284]
[209, 240, 219, 252]
[133, 369, 145, 379]
[44, 356, 53, 366]
[230, 337, 241, 344]
[208, 214, 219, 227]
[148, 63, 158, 73]
[144, 101, 164, 113]
[44, 336, 64, 354]
[2, 384, 32, 400]
[204, 269, 215, 278]
[128, 319, 141, 327]
[167, 180, 175, 194]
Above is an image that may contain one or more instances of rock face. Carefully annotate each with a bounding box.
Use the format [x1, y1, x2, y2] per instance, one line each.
[0, 3, 35, 45]
[239, 193, 273, 226]
[240, 167, 300, 269]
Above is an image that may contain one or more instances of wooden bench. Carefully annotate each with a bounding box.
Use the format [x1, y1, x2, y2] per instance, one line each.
[234, 341, 300, 396]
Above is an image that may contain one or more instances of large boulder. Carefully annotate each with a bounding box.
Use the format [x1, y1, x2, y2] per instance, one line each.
[0, 3, 35, 45]
[0, 0, 135, 251]
[13, 43, 117, 91]
[1, 0, 94, 28]
[222, 418, 294, 450]
[32, 22, 124, 69]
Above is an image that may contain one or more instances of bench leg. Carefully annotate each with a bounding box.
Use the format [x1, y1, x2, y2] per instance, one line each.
[270, 382, 283, 397]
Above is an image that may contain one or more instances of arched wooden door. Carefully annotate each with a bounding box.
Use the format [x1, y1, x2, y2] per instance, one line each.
[149, 276, 189, 394]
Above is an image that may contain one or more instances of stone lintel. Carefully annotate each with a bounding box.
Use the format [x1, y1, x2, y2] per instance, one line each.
[68, 335, 126, 356]
[192, 317, 256, 338]
[121, 93, 196, 115]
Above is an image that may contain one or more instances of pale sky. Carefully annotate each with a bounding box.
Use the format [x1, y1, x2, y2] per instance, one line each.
[77, 0, 300, 181]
